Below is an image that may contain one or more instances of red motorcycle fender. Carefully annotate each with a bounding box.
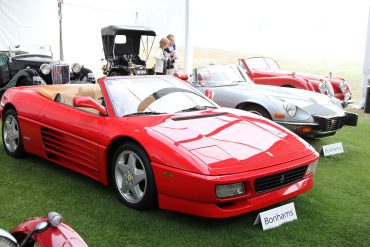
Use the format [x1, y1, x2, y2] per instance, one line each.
[10, 217, 88, 247]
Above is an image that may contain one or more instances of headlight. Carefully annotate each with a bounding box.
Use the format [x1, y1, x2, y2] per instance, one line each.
[48, 212, 63, 227]
[318, 80, 334, 97]
[71, 63, 82, 73]
[305, 160, 318, 175]
[339, 81, 347, 93]
[283, 102, 297, 117]
[318, 81, 326, 94]
[40, 63, 51, 74]
[216, 182, 245, 198]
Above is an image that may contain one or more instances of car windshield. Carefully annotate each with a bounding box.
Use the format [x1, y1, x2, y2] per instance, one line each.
[3, 45, 53, 57]
[246, 57, 281, 72]
[197, 65, 254, 87]
[104, 76, 217, 117]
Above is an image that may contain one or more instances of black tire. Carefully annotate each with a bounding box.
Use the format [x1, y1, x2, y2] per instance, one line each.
[111, 142, 157, 210]
[18, 76, 33, 86]
[282, 84, 295, 88]
[2, 108, 25, 157]
[243, 105, 272, 119]
[109, 71, 122, 76]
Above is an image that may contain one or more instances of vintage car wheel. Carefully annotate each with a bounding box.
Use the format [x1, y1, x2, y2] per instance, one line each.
[2, 109, 25, 157]
[243, 105, 271, 119]
[111, 142, 157, 210]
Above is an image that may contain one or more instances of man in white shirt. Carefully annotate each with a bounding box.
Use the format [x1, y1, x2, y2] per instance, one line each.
[164, 34, 179, 72]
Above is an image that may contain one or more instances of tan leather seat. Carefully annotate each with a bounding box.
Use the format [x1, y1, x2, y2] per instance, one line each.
[36, 84, 103, 114]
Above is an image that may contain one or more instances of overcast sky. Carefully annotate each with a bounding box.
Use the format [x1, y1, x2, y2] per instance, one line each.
[1, 0, 370, 74]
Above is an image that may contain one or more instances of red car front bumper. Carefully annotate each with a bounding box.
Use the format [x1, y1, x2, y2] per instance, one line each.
[152, 152, 318, 218]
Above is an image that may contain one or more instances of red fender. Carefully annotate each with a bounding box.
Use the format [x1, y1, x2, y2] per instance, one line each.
[10, 217, 88, 247]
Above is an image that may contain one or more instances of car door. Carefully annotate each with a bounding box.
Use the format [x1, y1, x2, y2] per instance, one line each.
[40, 102, 105, 178]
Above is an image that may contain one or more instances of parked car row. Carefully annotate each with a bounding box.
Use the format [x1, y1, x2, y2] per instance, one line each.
[188, 64, 357, 139]
[0, 25, 358, 219]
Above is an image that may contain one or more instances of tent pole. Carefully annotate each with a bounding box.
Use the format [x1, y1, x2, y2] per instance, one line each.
[58, 0, 64, 61]
[184, 0, 193, 75]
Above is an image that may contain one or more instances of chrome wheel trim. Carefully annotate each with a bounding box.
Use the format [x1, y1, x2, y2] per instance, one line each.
[3, 115, 20, 153]
[115, 150, 147, 204]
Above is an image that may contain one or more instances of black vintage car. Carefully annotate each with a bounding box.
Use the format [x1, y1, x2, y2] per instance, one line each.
[101, 25, 156, 76]
[0, 45, 95, 95]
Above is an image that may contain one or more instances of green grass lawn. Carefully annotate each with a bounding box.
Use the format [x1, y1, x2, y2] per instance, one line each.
[0, 117, 369, 246]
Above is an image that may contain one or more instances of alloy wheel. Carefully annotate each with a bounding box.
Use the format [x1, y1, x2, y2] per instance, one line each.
[3, 114, 20, 153]
[114, 150, 147, 204]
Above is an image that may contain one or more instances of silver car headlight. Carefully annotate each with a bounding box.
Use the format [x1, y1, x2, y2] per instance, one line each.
[40, 63, 51, 75]
[339, 81, 347, 93]
[71, 63, 82, 73]
[216, 182, 245, 198]
[318, 81, 327, 94]
[305, 160, 318, 175]
[283, 102, 297, 117]
[318, 80, 334, 97]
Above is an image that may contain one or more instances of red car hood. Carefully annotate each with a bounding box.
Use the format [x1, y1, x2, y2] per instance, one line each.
[259, 70, 343, 84]
[150, 110, 314, 175]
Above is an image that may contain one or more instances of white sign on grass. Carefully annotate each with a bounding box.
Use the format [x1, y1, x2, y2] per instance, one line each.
[254, 202, 297, 230]
[322, 142, 344, 156]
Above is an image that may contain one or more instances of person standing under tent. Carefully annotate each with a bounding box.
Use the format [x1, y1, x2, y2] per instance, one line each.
[164, 34, 179, 73]
[154, 38, 170, 75]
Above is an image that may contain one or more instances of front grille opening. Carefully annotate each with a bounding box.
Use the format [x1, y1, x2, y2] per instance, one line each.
[324, 117, 344, 131]
[51, 63, 70, 84]
[254, 166, 307, 193]
[314, 116, 346, 132]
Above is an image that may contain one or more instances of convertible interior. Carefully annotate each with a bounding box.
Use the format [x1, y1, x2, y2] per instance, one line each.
[35, 84, 103, 114]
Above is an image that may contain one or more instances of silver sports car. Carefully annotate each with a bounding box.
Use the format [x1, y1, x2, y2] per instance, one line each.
[191, 64, 357, 138]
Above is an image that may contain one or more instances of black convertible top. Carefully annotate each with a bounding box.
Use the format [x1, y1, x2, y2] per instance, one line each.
[101, 25, 156, 59]
[101, 25, 156, 36]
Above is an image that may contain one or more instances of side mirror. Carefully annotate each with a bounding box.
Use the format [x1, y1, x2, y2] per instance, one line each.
[73, 96, 107, 116]
[205, 88, 215, 100]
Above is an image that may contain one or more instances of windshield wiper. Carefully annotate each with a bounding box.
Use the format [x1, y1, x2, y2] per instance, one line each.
[123, 111, 166, 117]
[176, 105, 218, 113]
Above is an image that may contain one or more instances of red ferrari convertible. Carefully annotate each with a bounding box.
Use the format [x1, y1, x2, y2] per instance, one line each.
[0, 76, 319, 218]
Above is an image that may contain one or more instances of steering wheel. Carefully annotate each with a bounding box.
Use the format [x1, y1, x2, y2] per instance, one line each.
[137, 87, 199, 112]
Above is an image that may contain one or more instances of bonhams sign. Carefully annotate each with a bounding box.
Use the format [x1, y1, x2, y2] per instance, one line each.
[321, 142, 344, 156]
[254, 203, 297, 230]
